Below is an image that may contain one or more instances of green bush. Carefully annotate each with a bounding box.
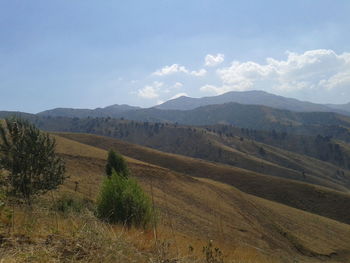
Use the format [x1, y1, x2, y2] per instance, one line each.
[96, 171, 152, 228]
[105, 150, 129, 178]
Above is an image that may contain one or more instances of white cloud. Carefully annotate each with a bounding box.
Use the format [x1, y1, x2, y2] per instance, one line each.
[203, 49, 350, 95]
[169, 92, 188, 100]
[205, 53, 225, 67]
[152, 81, 164, 89]
[171, 82, 183, 89]
[191, 69, 207, 77]
[137, 86, 159, 99]
[137, 81, 164, 99]
[153, 64, 206, 77]
[319, 72, 350, 90]
[152, 64, 189, 76]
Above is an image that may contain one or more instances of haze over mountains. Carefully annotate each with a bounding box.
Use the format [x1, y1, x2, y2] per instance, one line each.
[38, 90, 350, 118]
[37, 104, 140, 118]
[2, 90, 350, 142]
[156, 90, 350, 114]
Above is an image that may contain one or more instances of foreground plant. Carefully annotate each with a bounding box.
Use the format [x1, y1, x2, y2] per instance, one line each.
[96, 170, 153, 228]
[0, 117, 66, 203]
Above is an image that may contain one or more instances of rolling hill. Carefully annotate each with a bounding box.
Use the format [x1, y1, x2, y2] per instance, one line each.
[57, 132, 350, 225]
[2, 129, 350, 262]
[327, 102, 350, 113]
[117, 102, 350, 131]
[54, 133, 350, 262]
[2, 111, 350, 189]
[29, 117, 350, 187]
[37, 104, 140, 118]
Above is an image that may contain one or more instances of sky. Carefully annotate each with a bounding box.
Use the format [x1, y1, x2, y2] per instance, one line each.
[1, 0, 350, 113]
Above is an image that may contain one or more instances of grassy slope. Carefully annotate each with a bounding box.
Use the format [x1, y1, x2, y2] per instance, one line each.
[212, 134, 350, 190]
[118, 125, 350, 191]
[52, 134, 350, 263]
[38, 117, 350, 191]
[57, 132, 350, 226]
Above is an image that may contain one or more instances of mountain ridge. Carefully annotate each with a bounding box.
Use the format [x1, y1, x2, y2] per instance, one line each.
[37, 104, 140, 118]
[35, 90, 350, 118]
[156, 90, 350, 115]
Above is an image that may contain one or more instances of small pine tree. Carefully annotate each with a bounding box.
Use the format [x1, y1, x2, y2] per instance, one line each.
[0, 117, 66, 203]
[258, 146, 266, 156]
[105, 150, 129, 178]
[96, 171, 152, 228]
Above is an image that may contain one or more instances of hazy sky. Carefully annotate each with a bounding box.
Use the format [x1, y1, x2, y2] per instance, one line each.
[1, 0, 350, 113]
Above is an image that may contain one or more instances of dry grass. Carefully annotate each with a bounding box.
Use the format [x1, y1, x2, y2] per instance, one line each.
[56, 134, 350, 261]
[0, 203, 151, 262]
[57, 133, 350, 225]
[0, 199, 276, 263]
[2, 133, 350, 262]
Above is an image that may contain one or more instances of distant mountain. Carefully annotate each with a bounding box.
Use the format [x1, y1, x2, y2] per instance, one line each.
[327, 102, 350, 113]
[156, 90, 350, 115]
[121, 102, 350, 133]
[37, 104, 140, 118]
[3, 102, 350, 142]
[0, 111, 36, 120]
[34, 91, 350, 120]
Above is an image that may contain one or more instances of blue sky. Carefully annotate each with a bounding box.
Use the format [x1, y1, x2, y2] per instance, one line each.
[1, 0, 350, 113]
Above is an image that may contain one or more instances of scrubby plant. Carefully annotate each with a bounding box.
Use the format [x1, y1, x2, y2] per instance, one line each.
[96, 171, 152, 228]
[203, 240, 224, 263]
[51, 194, 93, 214]
[0, 117, 66, 203]
[0, 185, 12, 229]
[105, 150, 129, 178]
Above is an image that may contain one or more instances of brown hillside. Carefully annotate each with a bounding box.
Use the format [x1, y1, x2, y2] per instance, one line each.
[57, 132, 350, 225]
[52, 134, 350, 263]
[33, 116, 350, 189]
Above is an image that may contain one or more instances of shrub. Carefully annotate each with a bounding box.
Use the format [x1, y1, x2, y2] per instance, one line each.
[51, 194, 93, 214]
[202, 240, 224, 263]
[96, 171, 152, 228]
[105, 150, 129, 178]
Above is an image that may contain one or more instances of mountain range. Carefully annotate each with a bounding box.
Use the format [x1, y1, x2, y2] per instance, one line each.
[37, 90, 350, 118]
[156, 90, 350, 114]
[2, 91, 350, 142]
[38, 104, 140, 118]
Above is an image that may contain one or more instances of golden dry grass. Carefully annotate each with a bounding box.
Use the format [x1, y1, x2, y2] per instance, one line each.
[55, 134, 350, 262]
[57, 132, 350, 225]
[2, 133, 350, 262]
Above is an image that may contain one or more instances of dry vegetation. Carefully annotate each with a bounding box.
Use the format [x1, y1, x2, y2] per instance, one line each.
[58, 132, 350, 225]
[1, 133, 350, 262]
[38, 117, 350, 191]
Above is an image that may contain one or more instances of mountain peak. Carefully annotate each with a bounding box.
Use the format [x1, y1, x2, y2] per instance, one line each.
[155, 90, 350, 115]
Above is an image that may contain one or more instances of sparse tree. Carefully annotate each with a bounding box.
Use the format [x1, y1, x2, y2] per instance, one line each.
[0, 117, 66, 202]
